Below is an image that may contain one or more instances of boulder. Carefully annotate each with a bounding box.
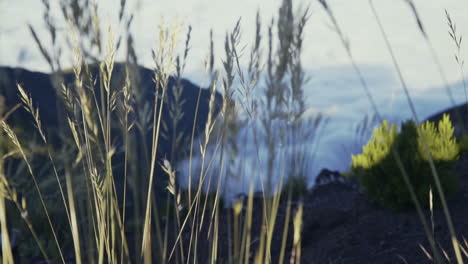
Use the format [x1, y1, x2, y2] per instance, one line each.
[314, 168, 345, 185]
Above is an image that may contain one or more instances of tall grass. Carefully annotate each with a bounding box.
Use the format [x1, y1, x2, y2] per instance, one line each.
[1, 0, 315, 263]
[0, 0, 466, 263]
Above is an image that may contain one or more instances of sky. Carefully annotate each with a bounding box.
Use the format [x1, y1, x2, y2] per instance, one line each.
[1, 0, 468, 201]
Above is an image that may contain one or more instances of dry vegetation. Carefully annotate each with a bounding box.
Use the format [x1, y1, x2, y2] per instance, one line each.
[0, 0, 467, 263]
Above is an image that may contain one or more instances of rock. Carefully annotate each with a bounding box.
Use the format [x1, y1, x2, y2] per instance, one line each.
[424, 102, 468, 138]
[0, 63, 222, 201]
[313, 168, 358, 191]
[314, 168, 345, 185]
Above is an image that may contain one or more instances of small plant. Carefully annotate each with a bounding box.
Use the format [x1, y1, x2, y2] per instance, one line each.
[418, 114, 459, 161]
[351, 120, 398, 170]
[457, 133, 468, 154]
[351, 115, 460, 210]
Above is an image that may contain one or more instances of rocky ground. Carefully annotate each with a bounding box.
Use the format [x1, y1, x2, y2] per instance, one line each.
[196, 154, 468, 264]
[13, 154, 466, 263]
[298, 154, 468, 263]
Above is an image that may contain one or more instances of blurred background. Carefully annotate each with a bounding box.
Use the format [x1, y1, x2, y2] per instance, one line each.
[1, 0, 467, 200]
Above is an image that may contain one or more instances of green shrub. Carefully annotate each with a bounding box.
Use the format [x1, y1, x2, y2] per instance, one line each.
[418, 114, 459, 161]
[351, 115, 460, 210]
[457, 133, 468, 154]
[351, 120, 398, 169]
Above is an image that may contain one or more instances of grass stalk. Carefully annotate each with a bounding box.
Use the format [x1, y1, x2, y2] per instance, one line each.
[318, 0, 444, 262]
[371, 2, 461, 262]
[1, 120, 66, 263]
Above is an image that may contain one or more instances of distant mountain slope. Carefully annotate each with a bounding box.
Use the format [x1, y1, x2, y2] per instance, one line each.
[0, 63, 222, 199]
[424, 102, 468, 138]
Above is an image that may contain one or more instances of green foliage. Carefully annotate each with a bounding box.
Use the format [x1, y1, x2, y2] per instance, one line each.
[340, 169, 355, 181]
[457, 133, 468, 154]
[351, 120, 398, 169]
[418, 114, 459, 161]
[351, 117, 460, 210]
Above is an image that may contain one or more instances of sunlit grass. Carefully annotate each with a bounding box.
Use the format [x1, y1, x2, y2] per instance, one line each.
[0, 0, 466, 263]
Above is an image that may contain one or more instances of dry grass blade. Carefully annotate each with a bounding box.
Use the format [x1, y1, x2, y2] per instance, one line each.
[404, 0, 427, 38]
[17, 83, 80, 255]
[17, 84, 45, 142]
[1, 121, 65, 263]
[445, 9, 468, 127]
[65, 170, 83, 264]
[400, 2, 463, 262]
[290, 202, 303, 264]
[28, 25, 55, 71]
[420, 243, 433, 261]
[319, 0, 445, 262]
[7, 0, 465, 262]
[0, 104, 21, 124]
[278, 195, 292, 264]
[460, 237, 468, 257]
[141, 19, 181, 263]
[0, 154, 15, 264]
[397, 254, 410, 264]
[0, 118, 49, 262]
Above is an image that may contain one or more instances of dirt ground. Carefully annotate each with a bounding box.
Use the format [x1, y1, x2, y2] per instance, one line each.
[182, 154, 468, 264]
[13, 156, 468, 264]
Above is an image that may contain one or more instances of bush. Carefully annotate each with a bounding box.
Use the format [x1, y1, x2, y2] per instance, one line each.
[351, 115, 460, 210]
[418, 114, 459, 161]
[457, 133, 468, 154]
